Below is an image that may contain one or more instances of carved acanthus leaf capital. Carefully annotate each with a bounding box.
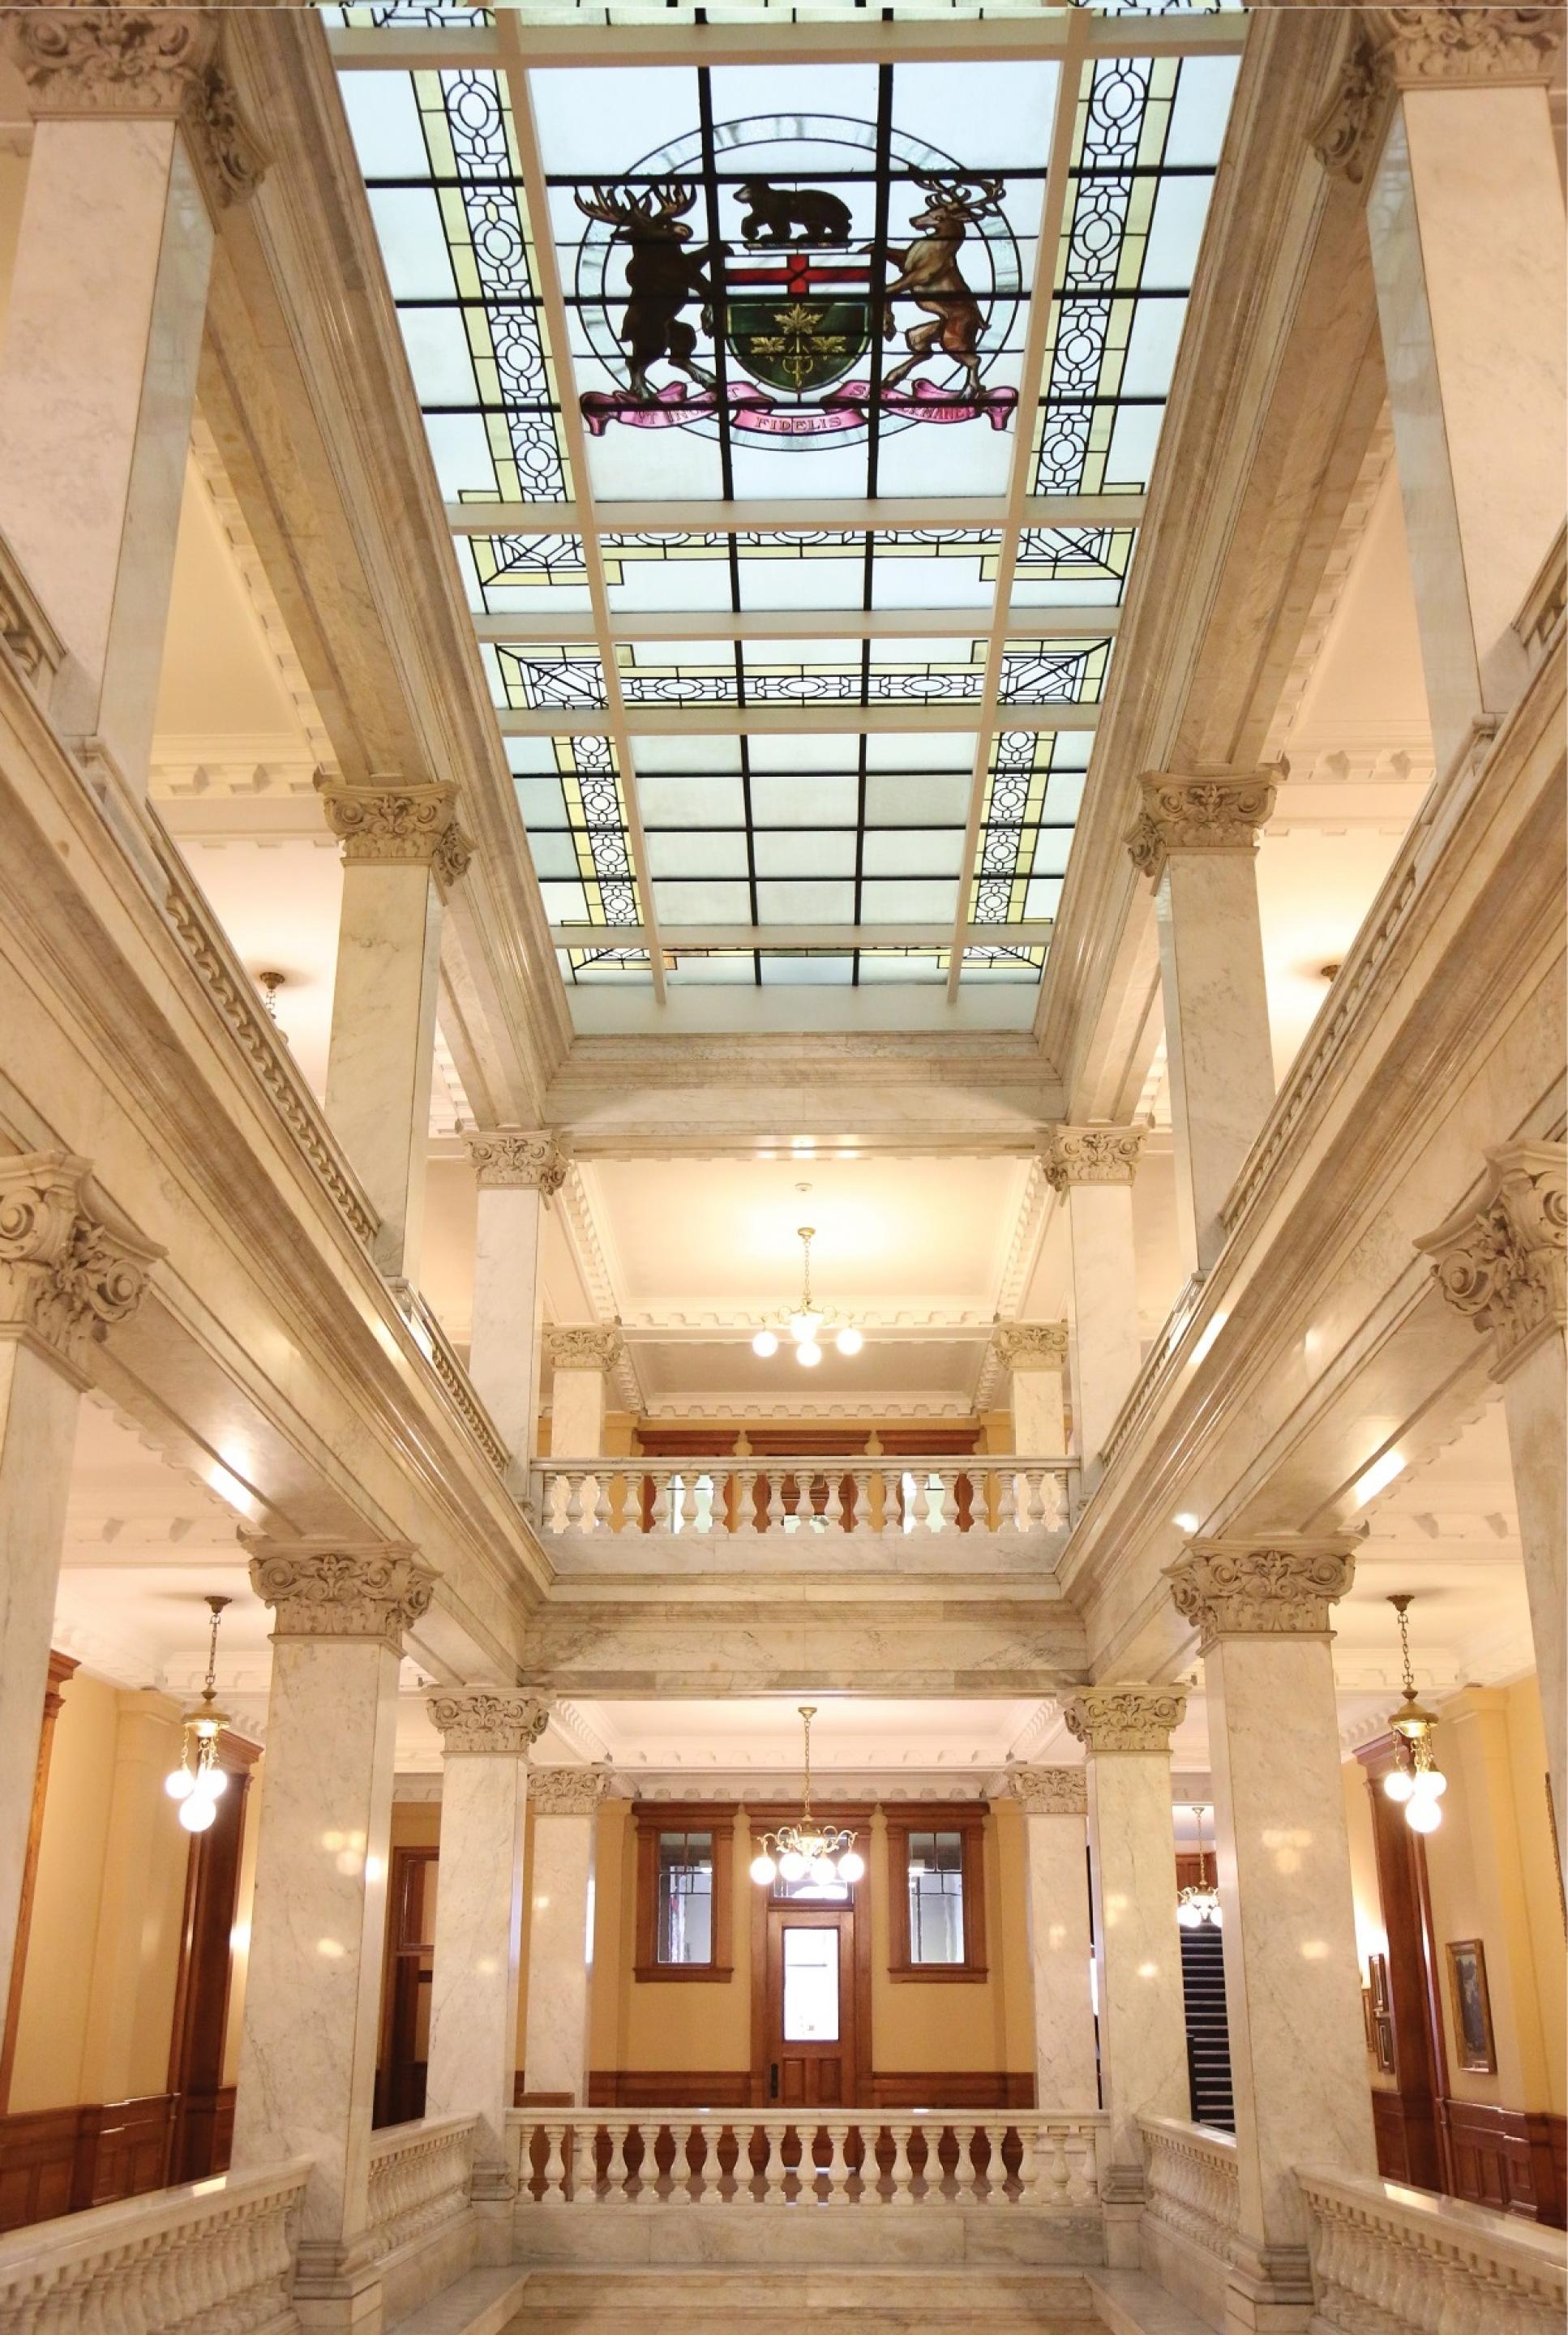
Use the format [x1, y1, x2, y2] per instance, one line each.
[1416, 1142, 1566, 1377]
[0, 1150, 161, 1385]
[1062, 1682, 1187, 1756]
[465, 1130, 568, 1196]
[245, 1540, 437, 1653]
[1311, 11, 1562, 186]
[1006, 1765, 1087, 1816]
[1166, 1539, 1358, 1653]
[1125, 769, 1279, 887]
[6, 13, 268, 213]
[546, 1322, 623, 1374]
[1043, 1125, 1144, 1194]
[527, 1766, 610, 1815]
[315, 774, 471, 897]
[427, 1689, 551, 1758]
[992, 1321, 1069, 1373]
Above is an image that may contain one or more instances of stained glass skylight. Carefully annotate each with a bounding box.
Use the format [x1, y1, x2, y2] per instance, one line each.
[331, 2, 1240, 1017]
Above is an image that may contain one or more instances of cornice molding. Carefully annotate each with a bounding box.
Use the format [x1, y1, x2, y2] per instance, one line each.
[0, 1150, 161, 1387]
[245, 1540, 436, 1653]
[1043, 1125, 1145, 1193]
[1005, 1764, 1087, 1817]
[527, 1766, 610, 1815]
[1125, 769, 1280, 888]
[1312, 10, 1562, 187]
[464, 1129, 568, 1195]
[1166, 1538, 1358, 1653]
[546, 1322, 623, 1374]
[315, 774, 471, 897]
[427, 1689, 550, 1758]
[1416, 1142, 1566, 1379]
[992, 1321, 1069, 1373]
[1062, 1682, 1187, 1756]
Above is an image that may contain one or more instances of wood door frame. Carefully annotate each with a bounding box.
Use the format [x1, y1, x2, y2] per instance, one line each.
[760, 1904, 856, 2110]
[377, 1844, 438, 2127]
[748, 1805, 873, 2107]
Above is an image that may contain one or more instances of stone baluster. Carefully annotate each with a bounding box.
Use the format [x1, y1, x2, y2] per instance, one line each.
[522, 1768, 609, 2106]
[886, 2119, 917, 2206]
[935, 1469, 958, 1531]
[1028, 2123, 1069, 2209]
[463, 1131, 567, 1486]
[790, 1474, 812, 1532]
[824, 1472, 844, 1532]
[822, 2119, 852, 2205]
[563, 1471, 585, 1531]
[1043, 1126, 1144, 1486]
[731, 1467, 756, 1539]
[630, 2122, 658, 2207]
[756, 1470, 777, 1536]
[539, 2122, 568, 2204]
[649, 1472, 672, 1533]
[571, 2119, 602, 2205]
[608, 2122, 637, 2203]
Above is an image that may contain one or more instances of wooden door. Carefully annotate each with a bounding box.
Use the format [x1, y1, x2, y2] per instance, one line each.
[377, 1848, 437, 2127]
[765, 1906, 855, 2108]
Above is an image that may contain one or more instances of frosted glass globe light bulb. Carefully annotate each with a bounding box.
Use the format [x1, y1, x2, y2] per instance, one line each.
[835, 1326, 863, 1356]
[749, 1853, 778, 1886]
[837, 1849, 865, 1883]
[797, 1339, 822, 1367]
[1383, 1768, 1414, 1804]
[179, 1793, 218, 1834]
[752, 1329, 779, 1358]
[778, 1849, 808, 1883]
[1407, 1796, 1442, 1834]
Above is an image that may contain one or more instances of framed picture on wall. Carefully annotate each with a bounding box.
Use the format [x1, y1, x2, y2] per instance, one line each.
[1366, 1953, 1395, 2074]
[1445, 1939, 1497, 2075]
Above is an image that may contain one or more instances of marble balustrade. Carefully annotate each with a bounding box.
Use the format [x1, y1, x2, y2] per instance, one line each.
[1296, 2166, 1567, 2335]
[0, 2156, 311, 2333]
[534, 1457, 1075, 1540]
[1138, 2115, 1240, 2331]
[508, 2110, 1103, 2209]
[364, 2113, 478, 2263]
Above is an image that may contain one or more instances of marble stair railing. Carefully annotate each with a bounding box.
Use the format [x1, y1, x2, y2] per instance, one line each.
[1296, 2165, 1568, 2335]
[1138, 2114, 1240, 2331]
[0, 2154, 311, 2333]
[364, 2112, 479, 2265]
[532, 1459, 1076, 1540]
[508, 2111, 1103, 2208]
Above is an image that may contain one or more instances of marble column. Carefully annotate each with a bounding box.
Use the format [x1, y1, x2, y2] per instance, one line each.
[545, 1325, 622, 1460]
[521, 1767, 607, 2106]
[1063, 1683, 1189, 2224]
[1418, 1141, 1566, 1863]
[318, 778, 471, 1285]
[1043, 1127, 1145, 1484]
[992, 1322, 1069, 1455]
[1313, 11, 1566, 772]
[425, 1690, 547, 2205]
[0, 1152, 156, 2030]
[1006, 1767, 1098, 2114]
[463, 1132, 566, 1485]
[0, 13, 264, 794]
[1126, 773, 1279, 1278]
[1167, 1541, 1375, 2335]
[232, 1542, 435, 2330]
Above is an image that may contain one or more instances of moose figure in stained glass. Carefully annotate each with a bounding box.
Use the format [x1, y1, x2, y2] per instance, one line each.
[879, 172, 1005, 396]
[575, 179, 724, 401]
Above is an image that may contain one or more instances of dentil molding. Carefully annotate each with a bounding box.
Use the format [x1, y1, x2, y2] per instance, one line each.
[0, 1150, 161, 1386]
[1005, 1765, 1087, 1816]
[465, 1129, 568, 1196]
[528, 1766, 611, 1815]
[1416, 1142, 1566, 1378]
[991, 1321, 1069, 1373]
[1165, 1540, 1359, 1653]
[6, 11, 268, 215]
[427, 1689, 551, 1757]
[1125, 769, 1280, 887]
[1311, 9, 1562, 186]
[244, 1540, 437, 1652]
[546, 1322, 623, 1373]
[1062, 1683, 1187, 1754]
[1043, 1125, 1145, 1193]
[315, 774, 471, 898]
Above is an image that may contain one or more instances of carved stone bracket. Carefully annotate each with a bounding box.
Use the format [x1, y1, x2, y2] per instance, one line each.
[245, 1540, 437, 1653]
[1166, 1539, 1358, 1654]
[6, 11, 268, 215]
[1043, 1125, 1145, 1193]
[315, 774, 472, 898]
[1062, 1682, 1187, 1756]
[992, 1321, 1069, 1373]
[527, 1766, 610, 1816]
[1416, 1141, 1566, 1379]
[1125, 769, 1279, 888]
[1311, 10, 1562, 186]
[1007, 1765, 1088, 1817]
[0, 1150, 161, 1386]
[427, 1689, 551, 1758]
[545, 1322, 623, 1374]
[465, 1129, 568, 1197]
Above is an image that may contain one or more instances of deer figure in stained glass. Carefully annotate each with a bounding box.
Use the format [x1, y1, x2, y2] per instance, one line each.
[879, 173, 1005, 397]
[575, 180, 725, 402]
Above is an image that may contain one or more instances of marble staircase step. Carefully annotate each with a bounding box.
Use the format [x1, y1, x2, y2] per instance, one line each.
[1086, 2268, 1218, 2335]
[388, 2265, 533, 2335]
[499, 2266, 1102, 2331]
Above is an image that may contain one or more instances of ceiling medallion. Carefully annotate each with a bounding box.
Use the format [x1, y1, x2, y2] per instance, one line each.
[749, 1706, 865, 1891]
[1382, 1594, 1448, 1834]
[752, 1194, 862, 1368]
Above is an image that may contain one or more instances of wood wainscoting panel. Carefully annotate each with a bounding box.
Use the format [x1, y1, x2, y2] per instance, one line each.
[88, 2093, 176, 2206]
[0, 2105, 88, 2231]
[583, 2071, 1033, 2110]
[588, 2072, 753, 2108]
[868, 2072, 1035, 2110]
[1442, 2099, 1568, 2228]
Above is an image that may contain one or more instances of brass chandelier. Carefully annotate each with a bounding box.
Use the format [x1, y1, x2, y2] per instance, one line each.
[751, 1205, 863, 1369]
[749, 1706, 865, 1888]
[1382, 1594, 1447, 1834]
[163, 1596, 233, 1835]
[1176, 1802, 1222, 1929]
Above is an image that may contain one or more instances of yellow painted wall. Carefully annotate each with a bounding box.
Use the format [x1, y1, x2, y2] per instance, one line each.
[11, 1670, 120, 2111]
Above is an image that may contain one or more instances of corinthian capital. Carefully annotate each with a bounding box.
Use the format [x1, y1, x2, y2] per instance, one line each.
[527, 1766, 610, 1815]
[428, 1689, 551, 1758]
[1311, 11, 1562, 186]
[245, 1540, 437, 1653]
[1043, 1125, 1144, 1193]
[992, 1321, 1069, 1373]
[315, 774, 471, 898]
[6, 12, 268, 214]
[1006, 1765, 1087, 1816]
[0, 1150, 161, 1386]
[465, 1129, 568, 1196]
[1125, 769, 1279, 887]
[1416, 1142, 1566, 1378]
[1166, 1539, 1357, 1653]
[1062, 1682, 1186, 1756]
[546, 1322, 623, 1374]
